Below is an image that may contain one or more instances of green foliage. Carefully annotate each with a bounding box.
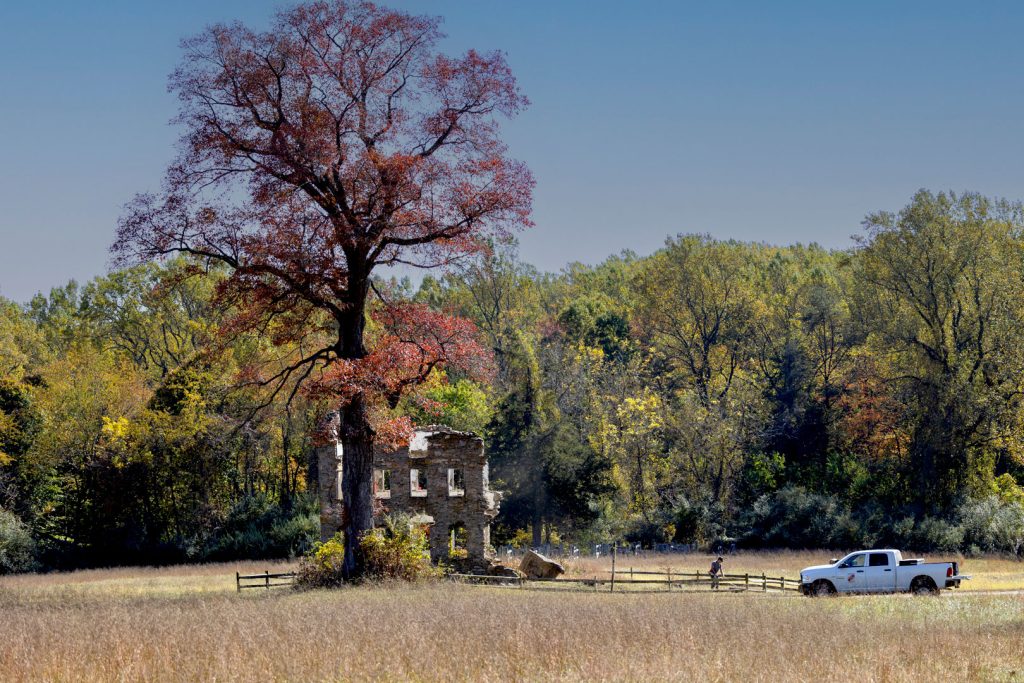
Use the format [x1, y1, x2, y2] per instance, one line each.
[202, 494, 318, 561]
[991, 473, 1024, 506]
[0, 378, 41, 467]
[486, 328, 614, 545]
[742, 452, 786, 495]
[902, 516, 965, 552]
[404, 376, 492, 435]
[558, 297, 631, 362]
[294, 533, 347, 589]
[504, 527, 538, 549]
[743, 486, 861, 549]
[958, 497, 1024, 555]
[856, 190, 1024, 509]
[0, 297, 47, 380]
[11, 259, 323, 568]
[671, 498, 712, 544]
[359, 514, 441, 582]
[0, 507, 36, 574]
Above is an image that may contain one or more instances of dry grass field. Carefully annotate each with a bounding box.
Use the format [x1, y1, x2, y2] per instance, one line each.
[0, 553, 1022, 682]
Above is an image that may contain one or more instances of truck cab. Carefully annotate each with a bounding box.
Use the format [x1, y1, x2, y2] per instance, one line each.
[831, 550, 896, 592]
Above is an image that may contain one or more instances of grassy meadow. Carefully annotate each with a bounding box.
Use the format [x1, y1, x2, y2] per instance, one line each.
[0, 553, 1022, 682]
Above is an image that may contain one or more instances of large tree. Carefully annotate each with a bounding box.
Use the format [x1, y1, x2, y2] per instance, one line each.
[114, 1, 532, 576]
[855, 190, 1024, 510]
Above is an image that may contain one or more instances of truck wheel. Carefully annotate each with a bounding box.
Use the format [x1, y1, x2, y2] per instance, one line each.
[811, 580, 836, 597]
[910, 577, 938, 595]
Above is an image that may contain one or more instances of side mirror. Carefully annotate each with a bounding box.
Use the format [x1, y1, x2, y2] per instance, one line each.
[830, 558, 838, 565]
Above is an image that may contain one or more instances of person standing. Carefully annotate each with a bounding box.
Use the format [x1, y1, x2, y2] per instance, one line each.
[709, 556, 724, 590]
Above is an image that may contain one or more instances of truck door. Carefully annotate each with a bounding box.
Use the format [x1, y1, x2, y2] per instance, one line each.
[865, 552, 894, 591]
[834, 553, 868, 592]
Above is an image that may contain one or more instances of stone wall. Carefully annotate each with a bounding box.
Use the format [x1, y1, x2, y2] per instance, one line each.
[314, 411, 343, 541]
[317, 423, 500, 564]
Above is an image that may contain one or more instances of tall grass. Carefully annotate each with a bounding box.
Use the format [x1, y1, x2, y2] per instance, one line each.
[0, 559, 1022, 681]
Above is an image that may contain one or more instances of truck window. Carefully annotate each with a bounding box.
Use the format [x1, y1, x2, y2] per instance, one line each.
[869, 553, 889, 567]
[839, 553, 866, 568]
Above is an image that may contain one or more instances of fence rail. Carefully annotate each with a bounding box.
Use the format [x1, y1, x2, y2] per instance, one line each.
[236, 571, 296, 591]
[449, 570, 801, 593]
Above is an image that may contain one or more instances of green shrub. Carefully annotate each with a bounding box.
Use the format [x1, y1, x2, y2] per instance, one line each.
[905, 516, 964, 552]
[294, 514, 440, 588]
[202, 493, 318, 561]
[0, 507, 36, 574]
[741, 486, 861, 548]
[958, 496, 1024, 556]
[360, 514, 440, 582]
[294, 533, 347, 589]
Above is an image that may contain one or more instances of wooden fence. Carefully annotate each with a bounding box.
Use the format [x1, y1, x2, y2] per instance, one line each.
[232, 567, 801, 594]
[450, 569, 801, 593]
[236, 571, 296, 591]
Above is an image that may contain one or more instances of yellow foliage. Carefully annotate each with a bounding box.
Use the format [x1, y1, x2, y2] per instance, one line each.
[992, 473, 1024, 506]
[617, 391, 662, 433]
[101, 416, 131, 443]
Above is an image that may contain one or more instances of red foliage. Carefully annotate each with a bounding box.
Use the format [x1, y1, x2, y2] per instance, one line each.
[306, 301, 494, 425]
[113, 1, 531, 428]
[836, 360, 908, 462]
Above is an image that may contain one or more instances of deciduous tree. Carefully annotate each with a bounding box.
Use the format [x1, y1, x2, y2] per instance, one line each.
[114, 1, 532, 576]
[855, 190, 1024, 509]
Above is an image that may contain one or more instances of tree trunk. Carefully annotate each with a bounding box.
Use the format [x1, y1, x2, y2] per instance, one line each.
[339, 393, 375, 580]
[280, 410, 292, 511]
[531, 462, 543, 548]
[307, 441, 319, 497]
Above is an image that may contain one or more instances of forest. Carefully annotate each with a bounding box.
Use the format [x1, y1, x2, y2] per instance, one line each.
[2, 188, 1024, 571]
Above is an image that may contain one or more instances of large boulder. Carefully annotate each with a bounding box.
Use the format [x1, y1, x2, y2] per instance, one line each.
[518, 549, 565, 580]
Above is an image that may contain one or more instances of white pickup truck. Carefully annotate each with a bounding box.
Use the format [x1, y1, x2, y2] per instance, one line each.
[799, 549, 969, 596]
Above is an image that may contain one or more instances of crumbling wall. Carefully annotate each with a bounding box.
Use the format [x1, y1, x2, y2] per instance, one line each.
[317, 424, 500, 564]
[314, 411, 343, 542]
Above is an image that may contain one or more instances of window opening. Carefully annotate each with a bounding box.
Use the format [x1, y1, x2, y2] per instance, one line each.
[410, 468, 428, 497]
[448, 468, 465, 497]
[449, 522, 468, 558]
[374, 469, 391, 498]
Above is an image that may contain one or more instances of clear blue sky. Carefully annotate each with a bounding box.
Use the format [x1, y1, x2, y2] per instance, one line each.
[2, 1, 1023, 303]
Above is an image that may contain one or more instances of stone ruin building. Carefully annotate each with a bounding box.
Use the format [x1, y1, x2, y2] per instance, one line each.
[315, 417, 500, 565]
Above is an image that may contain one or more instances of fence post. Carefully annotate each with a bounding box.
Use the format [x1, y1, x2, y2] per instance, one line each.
[667, 567, 672, 591]
[236, 571, 240, 592]
[762, 572, 766, 592]
[780, 576, 784, 591]
[745, 573, 749, 591]
[610, 545, 616, 593]
[265, 570, 270, 589]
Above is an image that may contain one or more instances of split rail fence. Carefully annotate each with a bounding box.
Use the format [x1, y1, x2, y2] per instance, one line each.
[236, 571, 296, 591]
[234, 567, 801, 594]
[450, 568, 801, 593]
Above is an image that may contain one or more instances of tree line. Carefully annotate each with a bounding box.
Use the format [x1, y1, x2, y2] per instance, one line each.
[443, 189, 1024, 555]
[2, 188, 1023, 571]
